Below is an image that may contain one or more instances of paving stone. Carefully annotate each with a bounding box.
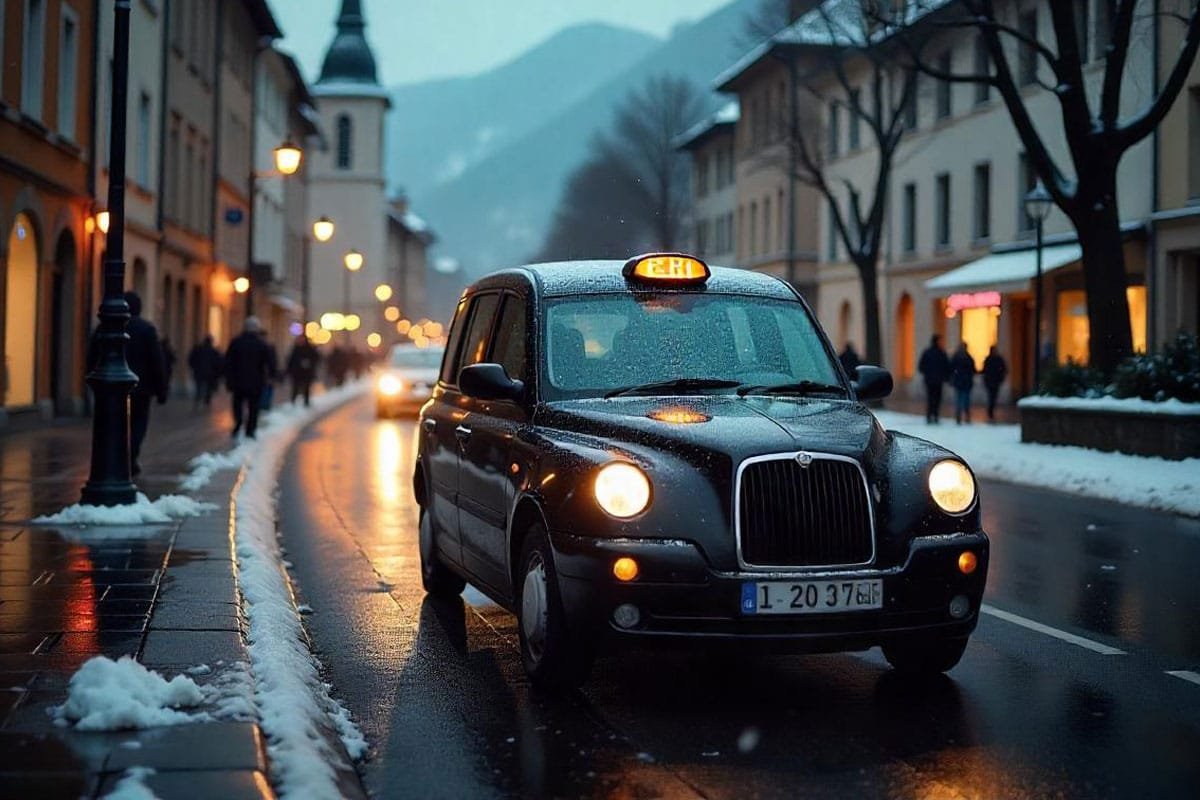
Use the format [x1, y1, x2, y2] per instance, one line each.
[0, 613, 149, 634]
[0, 771, 95, 799]
[1, 690, 62, 731]
[97, 768, 276, 800]
[140, 629, 244, 667]
[156, 568, 238, 604]
[149, 601, 241, 632]
[0, 730, 99, 771]
[0, 632, 53, 655]
[101, 585, 160, 601]
[105, 722, 267, 772]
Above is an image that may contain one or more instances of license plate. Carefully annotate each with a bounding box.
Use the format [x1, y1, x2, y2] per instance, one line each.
[741, 579, 882, 615]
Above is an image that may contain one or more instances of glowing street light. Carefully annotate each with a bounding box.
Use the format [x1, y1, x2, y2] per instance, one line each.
[95, 210, 111, 235]
[312, 216, 335, 243]
[320, 312, 346, 331]
[344, 250, 363, 271]
[366, 332, 382, 348]
[374, 284, 393, 302]
[344, 313, 362, 331]
[233, 277, 250, 294]
[273, 141, 303, 175]
[384, 306, 400, 322]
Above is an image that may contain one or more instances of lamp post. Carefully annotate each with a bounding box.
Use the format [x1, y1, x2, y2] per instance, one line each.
[1024, 180, 1054, 394]
[245, 141, 303, 317]
[302, 217, 335, 330]
[81, 0, 135, 506]
[343, 249, 363, 341]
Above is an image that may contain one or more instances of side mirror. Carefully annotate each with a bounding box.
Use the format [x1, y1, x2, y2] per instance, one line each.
[459, 363, 525, 402]
[852, 365, 893, 401]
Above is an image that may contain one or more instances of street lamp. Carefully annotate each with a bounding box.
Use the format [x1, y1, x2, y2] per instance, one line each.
[273, 140, 303, 175]
[82, 0, 136, 506]
[344, 250, 364, 271]
[1024, 180, 1054, 394]
[95, 209, 111, 235]
[246, 140, 305, 316]
[312, 216, 335, 243]
[374, 284, 392, 302]
[233, 277, 251, 294]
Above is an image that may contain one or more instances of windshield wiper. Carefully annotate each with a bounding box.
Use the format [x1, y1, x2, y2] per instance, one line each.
[736, 380, 848, 397]
[604, 378, 742, 399]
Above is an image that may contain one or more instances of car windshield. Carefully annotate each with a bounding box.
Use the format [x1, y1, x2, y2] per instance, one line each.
[390, 347, 443, 369]
[542, 293, 841, 400]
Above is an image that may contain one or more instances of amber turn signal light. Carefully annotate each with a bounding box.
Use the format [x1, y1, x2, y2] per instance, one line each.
[958, 551, 978, 575]
[613, 557, 639, 582]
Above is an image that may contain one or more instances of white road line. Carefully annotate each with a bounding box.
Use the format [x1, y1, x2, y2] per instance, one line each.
[1165, 670, 1200, 686]
[980, 603, 1127, 655]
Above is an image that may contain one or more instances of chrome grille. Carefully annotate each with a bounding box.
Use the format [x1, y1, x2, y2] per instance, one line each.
[736, 453, 874, 568]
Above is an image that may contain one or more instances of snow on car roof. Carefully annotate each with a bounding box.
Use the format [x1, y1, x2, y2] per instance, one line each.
[471, 262, 800, 300]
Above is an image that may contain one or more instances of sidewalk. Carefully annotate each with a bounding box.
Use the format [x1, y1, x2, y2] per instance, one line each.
[0, 396, 273, 798]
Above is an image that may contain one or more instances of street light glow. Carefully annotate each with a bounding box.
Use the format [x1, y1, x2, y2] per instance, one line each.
[320, 312, 346, 331]
[375, 284, 393, 302]
[274, 141, 303, 175]
[312, 216, 335, 242]
[95, 210, 111, 234]
[233, 277, 250, 294]
[367, 332, 382, 348]
[345, 313, 362, 331]
[384, 306, 400, 322]
[344, 250, 364, 271]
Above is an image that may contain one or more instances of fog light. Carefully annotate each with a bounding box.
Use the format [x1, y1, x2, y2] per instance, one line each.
[949, 594, 970, 619]
[958, 551, 978, 575]
[613, 604, 641, 629]
[613, 557, 639, 582]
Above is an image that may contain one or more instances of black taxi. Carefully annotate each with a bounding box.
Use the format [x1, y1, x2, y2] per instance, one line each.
[414, 254, 988, 687]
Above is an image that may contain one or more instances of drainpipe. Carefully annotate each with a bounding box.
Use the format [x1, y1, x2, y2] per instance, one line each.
[1147, 0, 1161, 351]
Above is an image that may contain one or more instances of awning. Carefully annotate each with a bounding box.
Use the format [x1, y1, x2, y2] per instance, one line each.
[267, 294, 305, 316]
[925, 243, 1081, 296]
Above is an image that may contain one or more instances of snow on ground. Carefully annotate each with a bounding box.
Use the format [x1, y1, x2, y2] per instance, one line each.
[104, 767, 159, 799]
[231, 382, 368, 799]
[1017, 395, 1199, 415]
[32, 492, 217, 526]
[875, 410, 1200, 517]
[179, 444, 251, 491]
[57, 656, 205, 730]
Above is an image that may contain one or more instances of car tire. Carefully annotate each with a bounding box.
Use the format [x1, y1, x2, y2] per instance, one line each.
[419, 508, 465, 597]
[517, 524, 592, 690]
[882, 636, 969, 675]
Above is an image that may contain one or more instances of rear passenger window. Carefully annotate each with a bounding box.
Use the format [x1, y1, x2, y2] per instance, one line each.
[459, 293, 501, 375]
[439, 298, 470, 384]
[489, 295, 528, 382]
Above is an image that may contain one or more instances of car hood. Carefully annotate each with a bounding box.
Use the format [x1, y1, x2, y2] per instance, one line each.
[537, 395, 888, 466]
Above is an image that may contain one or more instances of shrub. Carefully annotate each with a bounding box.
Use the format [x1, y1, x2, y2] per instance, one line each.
[1110, 331, 1200, 403]
[1040, 360, 1105, 398]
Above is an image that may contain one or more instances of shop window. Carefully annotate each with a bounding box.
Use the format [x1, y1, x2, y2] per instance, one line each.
[960, 306, 1000, 371]
[4, 213, 39, 408]
[1056, 286, 1147, 364]
[895, 293, 915, 379]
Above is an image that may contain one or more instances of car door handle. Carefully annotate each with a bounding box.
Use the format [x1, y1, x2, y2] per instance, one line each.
[422, 418, 437, 432]
[455, 424, 472, 443]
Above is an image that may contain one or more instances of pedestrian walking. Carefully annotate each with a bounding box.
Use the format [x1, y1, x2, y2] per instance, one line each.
[917, 334, 951, 424]
[839, 342, 862, 377]
[223, 317, 274, 439]
[285, 334, 321, 406]
[327, 344, 348, 387]
[950, 342, 976, 425]
[87, 291, 167, 476]
[982, 345, 1008, 423]
[259, 342, 279, 411]
[187, 335, 223, 408]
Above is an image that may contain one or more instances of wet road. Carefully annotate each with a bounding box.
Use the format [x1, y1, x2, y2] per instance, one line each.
[279, 397, 1200, 799]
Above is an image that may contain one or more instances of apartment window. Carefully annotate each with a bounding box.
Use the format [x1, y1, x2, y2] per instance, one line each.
[22, 0, 46, 119]
[737, 206, 744, 260]
[763, 196, 772, 254]
[1190, 88, 1200, 199]
[826, 202, 839, 261]
[1018, 153, 1038, 234]
[696, 154, 709, 198]
[198, 147, 209, 233]
[777, 188, 786, 251]
[184, 142, 195, 229]
[336, 114, 352, 169]
[973, 162, 991, 242]
[166, 118, 180, 219]
[750, 202, 758, 257]
[827, 103, 840, 158]
[936, 51, 952, 119]
[1019, 9, 1038, 87]
[935, 173, 951, 248]
[903, 73, 918, 129]
[902, 182, 916, 253]
[973, 35, 990, 105]
[57, 7, 78, 138]
[137, 93, 151, 188]
[848, 89, 861, 150]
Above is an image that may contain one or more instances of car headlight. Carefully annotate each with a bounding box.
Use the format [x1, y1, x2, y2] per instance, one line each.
[594, 462, 651, 518]
[928, 460, 976, 514]
[377, 374, 403, 396]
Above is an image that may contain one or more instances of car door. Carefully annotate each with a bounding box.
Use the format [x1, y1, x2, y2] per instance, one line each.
[458, 292, 531, 593]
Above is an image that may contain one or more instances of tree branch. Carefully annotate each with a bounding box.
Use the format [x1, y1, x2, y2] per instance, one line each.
[1118, 1, 1200, 148]
[1100, 0, 1137, 128]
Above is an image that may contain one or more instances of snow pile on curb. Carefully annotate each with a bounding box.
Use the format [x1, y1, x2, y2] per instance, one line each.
[232, 383, 368, 798]
[57, 656, 204, 730]
[179, 444, 250, 491]
[33, 493, 217, 526]
[1017, 395, 1199, 416]
[104, 767, 159, 799]
[876, 410, 1200, 517]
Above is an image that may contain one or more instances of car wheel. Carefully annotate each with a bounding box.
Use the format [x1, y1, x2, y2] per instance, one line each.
[517, 524, 592, 690]
[419, 508, 465, 597]
[882, 636, 969, 675]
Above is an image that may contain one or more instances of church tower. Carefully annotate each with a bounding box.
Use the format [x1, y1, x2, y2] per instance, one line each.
[309, 0, 391, 345]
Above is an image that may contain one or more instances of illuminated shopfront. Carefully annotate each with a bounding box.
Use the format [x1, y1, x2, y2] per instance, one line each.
[1056, 286, 1147, 364]
[945, 292, 1001, 370]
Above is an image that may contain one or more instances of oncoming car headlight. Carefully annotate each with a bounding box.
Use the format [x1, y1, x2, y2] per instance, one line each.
[928, 460, 976, 514]
[594, 462, 651, 518]
[377, 374, 403, 396]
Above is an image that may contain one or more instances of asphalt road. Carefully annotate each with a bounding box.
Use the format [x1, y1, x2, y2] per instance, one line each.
[278, 397, 1200, 799]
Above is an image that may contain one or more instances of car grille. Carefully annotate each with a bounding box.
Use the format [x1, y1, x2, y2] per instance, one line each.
[737, 454, 874, 568]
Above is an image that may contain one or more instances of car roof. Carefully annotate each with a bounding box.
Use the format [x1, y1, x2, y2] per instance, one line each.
[465, 261, 800, 301]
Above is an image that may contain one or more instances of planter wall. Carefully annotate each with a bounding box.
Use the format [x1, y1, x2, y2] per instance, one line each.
[1020, 405, 1200, 460]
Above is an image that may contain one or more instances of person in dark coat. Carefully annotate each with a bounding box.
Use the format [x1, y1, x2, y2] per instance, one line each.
[839, 342, 862, 377]
[982, 346, 1008, 422]
[259, 342, 279, 411]
[187, 335, 223, 408]
[285, 334, 320, 406]
[87, 291, 167, 476]
[950, 342, 977, 424]
[327, 345, 348, 387]
[223, 317, 274, 438]
[917, 334, 951, 424]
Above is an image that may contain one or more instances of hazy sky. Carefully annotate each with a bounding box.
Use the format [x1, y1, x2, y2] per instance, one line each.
[269, 0, 733, 86]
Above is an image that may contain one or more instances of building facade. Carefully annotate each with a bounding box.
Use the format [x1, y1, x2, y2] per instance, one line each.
[676, 101, 738, 266]
[385, 196, 435, 329]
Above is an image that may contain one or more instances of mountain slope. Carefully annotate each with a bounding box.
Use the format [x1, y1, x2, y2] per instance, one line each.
[385, 23, 660, 200]
[411, 0, 758, 275]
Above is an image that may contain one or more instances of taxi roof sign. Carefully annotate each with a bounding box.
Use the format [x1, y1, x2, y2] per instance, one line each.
[622, 253, 710, 284]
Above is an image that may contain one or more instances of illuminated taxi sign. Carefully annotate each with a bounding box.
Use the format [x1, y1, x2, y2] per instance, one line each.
[622, 253, 710, 284]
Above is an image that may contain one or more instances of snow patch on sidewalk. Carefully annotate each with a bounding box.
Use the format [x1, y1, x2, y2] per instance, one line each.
[179, 444, 250, 491]
[57, 656, 205, 730]
[876, 410, 1200, 517]
[33, 492, 217, 526]
[104, 767, 159, 800]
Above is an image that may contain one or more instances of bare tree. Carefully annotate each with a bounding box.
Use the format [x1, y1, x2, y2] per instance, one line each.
[892, 0, 1200, 374]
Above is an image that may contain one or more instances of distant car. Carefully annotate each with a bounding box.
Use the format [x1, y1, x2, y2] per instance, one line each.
[374, 344, 443, 418]
[413, 253, 988, 688]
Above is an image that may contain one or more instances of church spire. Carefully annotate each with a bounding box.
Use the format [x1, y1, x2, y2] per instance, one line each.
[318, 0, 378, 85]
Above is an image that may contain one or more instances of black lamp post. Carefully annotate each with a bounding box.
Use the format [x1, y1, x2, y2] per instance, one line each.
[81, 0, 136, 506]
[1024, 180, 1054, 394]
[245, 141, 303, 316]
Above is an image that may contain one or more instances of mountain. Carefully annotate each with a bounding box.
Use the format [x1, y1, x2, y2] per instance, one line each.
[406, 0, 759, 276]
[385, 23, 660, 203]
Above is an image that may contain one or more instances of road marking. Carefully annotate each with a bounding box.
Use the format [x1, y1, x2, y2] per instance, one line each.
[980, 603, 1126, 655]
[1166, 670, 1200, 686]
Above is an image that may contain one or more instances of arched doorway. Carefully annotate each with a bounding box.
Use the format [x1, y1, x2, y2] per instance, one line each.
[4, 213, 40, 408]
[895, 293, 915, 380]
[838, 300, 853, 350]
[51, 230, 79, 413]
[131, 257, 148, 300]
